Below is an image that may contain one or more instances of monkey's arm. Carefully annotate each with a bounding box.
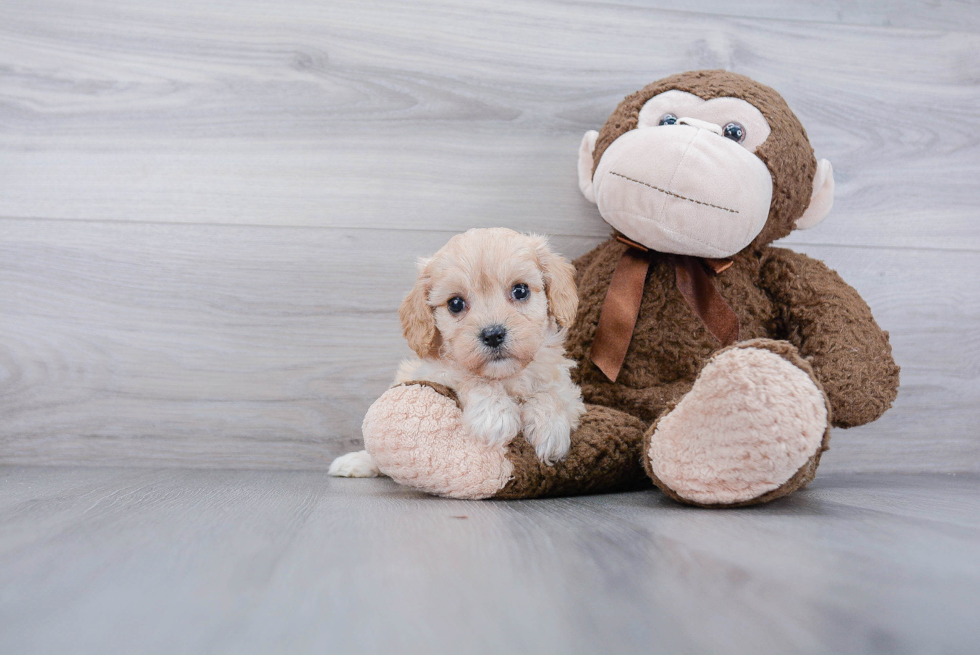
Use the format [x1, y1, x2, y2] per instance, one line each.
[760, 248, 899, 428]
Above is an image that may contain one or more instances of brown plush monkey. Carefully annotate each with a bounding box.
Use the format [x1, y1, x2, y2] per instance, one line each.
[358, 70, 900, 507]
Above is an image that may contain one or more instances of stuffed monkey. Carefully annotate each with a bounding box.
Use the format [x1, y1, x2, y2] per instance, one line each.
[359, 70, 900, 507]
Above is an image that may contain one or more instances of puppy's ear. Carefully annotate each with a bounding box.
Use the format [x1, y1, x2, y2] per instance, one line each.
[399, 260, 438, 358]
[533, 237, 578, 328]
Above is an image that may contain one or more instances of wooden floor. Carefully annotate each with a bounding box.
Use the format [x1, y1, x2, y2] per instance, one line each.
[1, 467, 978, 654]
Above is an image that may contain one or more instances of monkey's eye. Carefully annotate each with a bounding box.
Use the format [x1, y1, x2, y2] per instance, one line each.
[511, 283, 529, 301]
[722, 122, 745, 143]
[658, 114, 678, 126]
[447, 296, 466, 314]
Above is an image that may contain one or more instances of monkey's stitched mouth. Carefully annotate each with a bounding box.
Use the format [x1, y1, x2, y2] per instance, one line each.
[609, 172, 739, 214]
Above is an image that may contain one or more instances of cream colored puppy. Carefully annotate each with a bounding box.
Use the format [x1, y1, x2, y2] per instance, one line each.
[329, 227, 586, 478]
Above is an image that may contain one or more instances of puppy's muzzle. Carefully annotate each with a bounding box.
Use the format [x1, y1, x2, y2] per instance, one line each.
[479, 325, 507, 349]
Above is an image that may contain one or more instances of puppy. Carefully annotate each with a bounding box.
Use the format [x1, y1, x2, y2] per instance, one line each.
[329, 227, 586, 478]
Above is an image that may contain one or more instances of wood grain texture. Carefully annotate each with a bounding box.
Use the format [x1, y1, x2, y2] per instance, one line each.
[1, 0, 979, 249]
[0, 0, 977, 471]
[603, 0, 980, 31]
[1, 218, 977, 471]
[1, 467, 978, 654]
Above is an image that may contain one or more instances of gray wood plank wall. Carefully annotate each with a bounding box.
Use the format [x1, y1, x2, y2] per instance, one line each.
[2, 0, 979, 472]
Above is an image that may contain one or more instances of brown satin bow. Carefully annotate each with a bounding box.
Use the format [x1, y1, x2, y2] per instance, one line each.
[589, 236, 741, 382]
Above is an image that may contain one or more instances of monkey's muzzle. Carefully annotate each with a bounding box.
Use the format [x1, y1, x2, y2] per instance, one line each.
[592, 124, 773, 258]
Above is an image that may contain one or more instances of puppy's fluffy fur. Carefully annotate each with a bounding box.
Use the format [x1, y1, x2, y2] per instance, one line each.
[329, 228, 585, 478]
[397, 227, 586, 463]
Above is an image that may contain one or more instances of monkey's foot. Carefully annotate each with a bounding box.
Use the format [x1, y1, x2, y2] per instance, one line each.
[362, 382, 651, 500]
[644, 339, 830, 507]
[361, 382, 513, 500]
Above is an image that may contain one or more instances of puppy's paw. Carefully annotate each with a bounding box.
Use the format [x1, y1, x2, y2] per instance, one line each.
[522, 411, 571, 466]
[328, 450, 382, 478]
[521, 389, 583, 465]
[462, 389, 521, 447]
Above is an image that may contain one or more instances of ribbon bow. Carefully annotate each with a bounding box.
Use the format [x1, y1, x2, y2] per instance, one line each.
[589, 236, 740, 382]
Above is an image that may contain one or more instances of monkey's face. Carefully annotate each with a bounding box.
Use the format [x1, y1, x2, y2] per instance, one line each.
[578, 74, 835, 258]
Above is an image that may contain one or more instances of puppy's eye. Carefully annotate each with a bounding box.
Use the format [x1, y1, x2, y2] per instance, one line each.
[659, 114, 678, 126]
[447, 296, 466, 314]
[511, 283, 529, 301]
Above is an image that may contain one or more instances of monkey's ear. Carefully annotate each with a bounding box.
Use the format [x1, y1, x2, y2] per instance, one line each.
[795, 159, 835, 230]
[399, 271, 438, 358]
[534, 237, 579, 328]
[577, 130, 599, 204]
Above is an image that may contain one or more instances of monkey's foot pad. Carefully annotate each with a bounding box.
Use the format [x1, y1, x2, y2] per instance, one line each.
[362, 383, 513, 500]
[645, 339, 830, 507]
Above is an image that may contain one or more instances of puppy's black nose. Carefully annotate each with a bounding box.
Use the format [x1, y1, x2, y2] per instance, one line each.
[480, 325, 507, 349]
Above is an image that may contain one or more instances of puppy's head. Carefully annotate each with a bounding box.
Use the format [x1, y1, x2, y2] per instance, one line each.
[399, 227, 577, 379]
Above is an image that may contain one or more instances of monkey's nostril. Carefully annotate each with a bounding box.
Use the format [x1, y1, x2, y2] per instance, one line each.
[480, 325, 507, 349]
[676, 117, 723, 136]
